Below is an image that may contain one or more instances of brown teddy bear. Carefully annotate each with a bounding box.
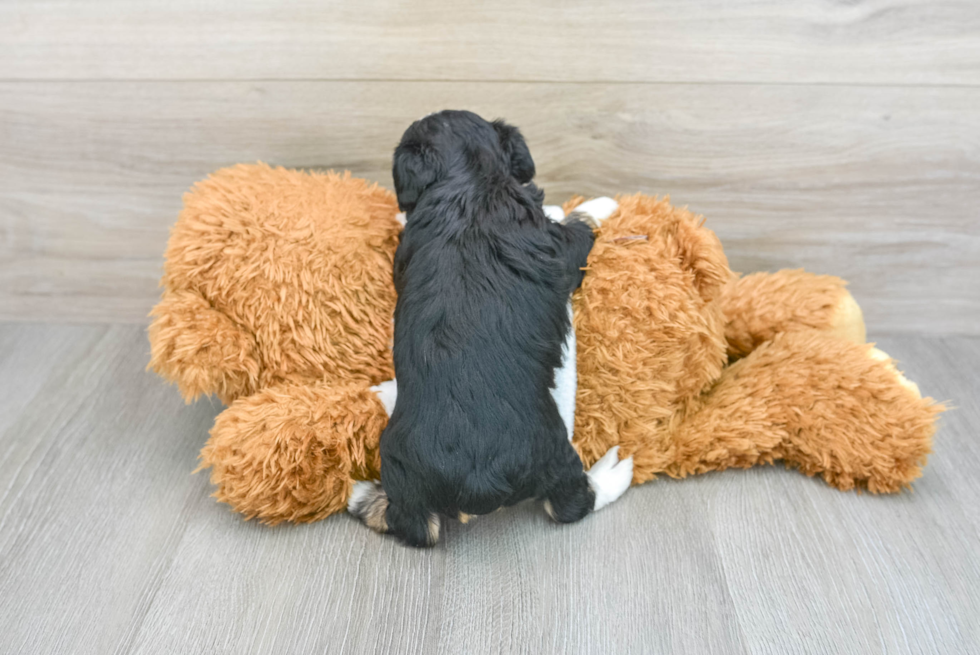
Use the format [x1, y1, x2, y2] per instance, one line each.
[149, 163, 942, 525]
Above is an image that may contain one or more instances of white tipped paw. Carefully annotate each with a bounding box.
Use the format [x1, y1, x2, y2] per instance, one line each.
[587, 446, 633, 511]
[348, 480, 379, 513]
[543, 205, 566, 223]
[394, 212, 407, 227]
[574, 197, 618, 226]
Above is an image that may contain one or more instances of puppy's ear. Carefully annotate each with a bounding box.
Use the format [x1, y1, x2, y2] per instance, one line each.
[392, 143, 440, 212]
[493, 120, 535, 184]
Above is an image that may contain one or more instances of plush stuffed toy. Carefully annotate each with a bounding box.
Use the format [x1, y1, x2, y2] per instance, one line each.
[149, 163, 942, 524]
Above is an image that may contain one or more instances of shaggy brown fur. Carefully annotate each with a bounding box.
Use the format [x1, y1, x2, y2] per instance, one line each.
[723, 269, 867, 359]
[149, 163, 400, 404]
[566, 194, 941, 489]
[149, 169, 943, 524]
[567, 193, 732, 479]
[668, 332, 940, 492]
[200, 382, 388, 524]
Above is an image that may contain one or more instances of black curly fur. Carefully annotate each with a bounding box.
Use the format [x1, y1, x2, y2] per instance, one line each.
[353, 110, 598, 547]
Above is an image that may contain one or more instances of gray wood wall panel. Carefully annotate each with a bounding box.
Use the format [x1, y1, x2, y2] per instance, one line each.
[0, 325, 977, 654]
[2, 82, 977, 331]
[2, 0, 978, 84]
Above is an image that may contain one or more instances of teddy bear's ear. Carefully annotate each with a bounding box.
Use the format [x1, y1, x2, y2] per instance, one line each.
[392, 142, 441, 212]
[492, 119, 536, 184]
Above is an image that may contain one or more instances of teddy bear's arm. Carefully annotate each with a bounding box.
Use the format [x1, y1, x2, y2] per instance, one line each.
[723, 269, 866, 360]
[664, 330, 941, 492]
[148, 289, 261, 404]
[200, 380, 389, 524]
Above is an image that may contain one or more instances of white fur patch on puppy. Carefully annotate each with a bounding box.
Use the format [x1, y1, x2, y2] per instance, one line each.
[395, 212, 407, 227]
[551, 303, 577, 442]
[370, 379, 398, 417]
[587, 446, 633, 511]
[574, 197, 618, 226]
[543, 205, 566, 223]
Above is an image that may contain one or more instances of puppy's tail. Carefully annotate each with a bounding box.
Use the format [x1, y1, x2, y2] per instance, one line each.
[348, 481, 441, 547]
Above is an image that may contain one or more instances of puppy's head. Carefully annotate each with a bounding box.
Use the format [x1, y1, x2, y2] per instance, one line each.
[392, 110, 536, 212]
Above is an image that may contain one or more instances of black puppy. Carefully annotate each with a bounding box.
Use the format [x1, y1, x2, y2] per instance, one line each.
[350, 110, 606, 547]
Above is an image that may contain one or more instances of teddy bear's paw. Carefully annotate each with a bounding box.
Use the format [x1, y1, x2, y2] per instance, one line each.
[868, 347, 922, 399]
[829, 289, 867, 344]
[574, 197, 619, 226]
[543, 205, 566, 223]
[587, 446, 634, 511]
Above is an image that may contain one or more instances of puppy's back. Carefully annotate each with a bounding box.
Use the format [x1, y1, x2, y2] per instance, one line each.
[384, 203, 578, 515]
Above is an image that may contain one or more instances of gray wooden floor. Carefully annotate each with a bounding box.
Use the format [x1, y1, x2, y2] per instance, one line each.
[0, 322, 976, 654]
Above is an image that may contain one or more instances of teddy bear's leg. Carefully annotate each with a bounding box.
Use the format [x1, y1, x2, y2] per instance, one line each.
[148, 290, 261, 404]
[723, 270, 866, 359]
[666, 331, 942, 492]
[200, 381, 389, 524]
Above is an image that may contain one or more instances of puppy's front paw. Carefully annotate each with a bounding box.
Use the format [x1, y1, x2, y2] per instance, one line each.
[574, 197, 619, 226]
[587, 446, 633, 511]
[543, 205, 566, 223]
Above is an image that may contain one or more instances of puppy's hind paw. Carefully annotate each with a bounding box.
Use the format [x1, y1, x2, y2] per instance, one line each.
[348, 480, 389, 533]
[574, 197, 619, 226]
[587, 446, 633, 511]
